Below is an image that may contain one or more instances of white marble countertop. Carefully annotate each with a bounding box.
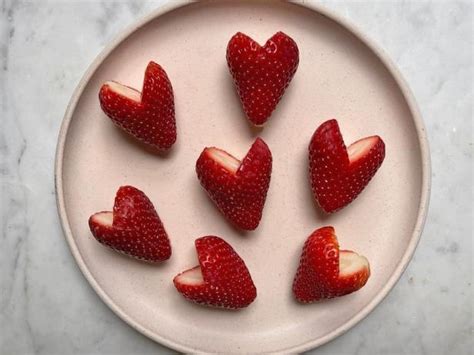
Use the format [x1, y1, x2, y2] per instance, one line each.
[1, 1, 472, 354]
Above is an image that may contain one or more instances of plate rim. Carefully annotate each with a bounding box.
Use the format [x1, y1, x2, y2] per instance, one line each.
[54, 1, 432, 353]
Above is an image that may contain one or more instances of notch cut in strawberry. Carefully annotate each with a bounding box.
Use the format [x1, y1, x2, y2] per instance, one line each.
[309, 119, 385, 213]
[88, 185, 171, 262]
[196, 138, 272, 230]
[226, 31, 299, 126]
[292, 226, 370, 303]
[99, 61, 176, 151]
[173, 236, 257, 309]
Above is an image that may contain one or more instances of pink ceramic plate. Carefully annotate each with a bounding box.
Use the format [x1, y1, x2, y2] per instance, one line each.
[55, 1, 430, 353]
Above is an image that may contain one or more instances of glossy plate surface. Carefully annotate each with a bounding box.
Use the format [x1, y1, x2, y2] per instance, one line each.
[56, 1, 430, 353]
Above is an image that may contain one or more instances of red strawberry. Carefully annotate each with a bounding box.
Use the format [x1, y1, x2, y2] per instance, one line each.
[309, 119, 385, 213]
[99, 61, 176, 151]
[226, 31, 299, 126]
[173, 236, 257, 309]
[88, 186, 171, 262]
[196, 138, 272, 230]
[292, 226, 370, 303]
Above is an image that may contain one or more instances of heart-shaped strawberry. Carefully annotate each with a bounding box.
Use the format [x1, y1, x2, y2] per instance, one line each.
[99, 61, 176, 151]
[88, 186, 171, 262]
[292, 226, 370, 303]
[226, 31, 299, 126]
[173, 236, 257, 309]
[196, 138, 272, 230]
[309, 119, 385, 213]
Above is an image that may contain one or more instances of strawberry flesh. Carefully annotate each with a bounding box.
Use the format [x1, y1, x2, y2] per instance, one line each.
[309, 119, 385, 213]
[173, 236, 257, 309]
[292, 226, 370, 303]
[226, 31, 299, 126]
[88, 185, 171, 262]
[196, 138, 272, 230]
[99, 61, 176, 151]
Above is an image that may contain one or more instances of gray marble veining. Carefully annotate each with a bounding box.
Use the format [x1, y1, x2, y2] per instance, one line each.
[0, 1, 472, 354]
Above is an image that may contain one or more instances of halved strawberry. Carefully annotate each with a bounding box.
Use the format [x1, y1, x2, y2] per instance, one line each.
[309, 119, 385, 213]
[196, 138, 272, 230]
[173, 236, 257, 309]
[99, 61, 176, 151]
[292, 226, 370, 303]
[88, 186, 171, 262]
[226, 31, 299, 126]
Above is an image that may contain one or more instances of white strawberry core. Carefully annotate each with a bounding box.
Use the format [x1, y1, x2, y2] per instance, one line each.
[339, 251, 369, 276]
[207, 148, 241, 173]
[175, 266, 204, 286]
[91, 211, 113, 226]
[347, 136, 378, 163]
[106, 81, 141, 102]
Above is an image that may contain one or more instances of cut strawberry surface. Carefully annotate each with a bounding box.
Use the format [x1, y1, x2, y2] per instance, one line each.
[174, 266, 204, 286]
[226, 31, 299, 126]
[103, 81, 142, 102]
[309, 119, 385, 213]
[90, 211, 114, 226]
[293, 226, 370, 303]
[88, 186, 171, 262]
[99, 61, 176, 151]
[339, 251, 370, 277]
[196, 138, 272, 230]
[206, 148, 241, 173]
[173, 236, 257, 309]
